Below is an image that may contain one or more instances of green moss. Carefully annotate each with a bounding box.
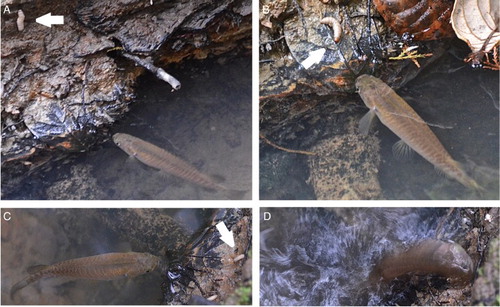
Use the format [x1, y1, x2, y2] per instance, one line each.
[477, 266, 484, 276]
[235, 282, 252, 305]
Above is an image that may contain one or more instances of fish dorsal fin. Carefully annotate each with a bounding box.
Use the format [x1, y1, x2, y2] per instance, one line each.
[383, 110, 453, 130]
[27, 265, 48, 274]
[359, 110, 377, 135]
[392, 139, 414, 160]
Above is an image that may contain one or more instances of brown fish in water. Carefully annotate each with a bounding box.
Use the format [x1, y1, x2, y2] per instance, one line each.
[370, 239, 474, 287]
[113, 133, 229, 191]
[355, 74, 482, 191]
[11, 252, 160, 298]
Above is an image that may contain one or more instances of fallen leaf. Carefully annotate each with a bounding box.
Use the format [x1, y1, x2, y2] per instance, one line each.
[451, 0, 500, 53]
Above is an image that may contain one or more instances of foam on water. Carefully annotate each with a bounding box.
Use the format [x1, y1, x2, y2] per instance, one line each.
[260, 208, 466, 305]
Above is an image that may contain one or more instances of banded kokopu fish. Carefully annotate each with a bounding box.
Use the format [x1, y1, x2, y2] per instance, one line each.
[113, 133, 240, 194]
[11, 252, 160, 298]
[355, 74, 482, 191]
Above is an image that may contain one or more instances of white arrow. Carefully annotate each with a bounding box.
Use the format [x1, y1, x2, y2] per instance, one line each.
[216, 222, 235, 248]
[36, 13, 64, 28]
[301, 48, 326, 69]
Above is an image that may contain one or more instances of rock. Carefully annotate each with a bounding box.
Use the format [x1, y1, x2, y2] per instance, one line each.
[307, 119, 382, 199]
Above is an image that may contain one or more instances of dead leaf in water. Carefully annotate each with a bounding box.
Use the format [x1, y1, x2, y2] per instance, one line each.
[451, 0, 500, 53]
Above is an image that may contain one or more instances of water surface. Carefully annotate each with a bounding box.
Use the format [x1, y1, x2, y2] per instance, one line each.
[260, 41, 499, 200]
[4, 56, 252, 200]
[1, 208, 213, 304]
[260, 207, 471, 305]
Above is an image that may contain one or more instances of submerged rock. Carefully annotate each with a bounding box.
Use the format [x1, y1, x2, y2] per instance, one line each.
[308, 119, 381, 200]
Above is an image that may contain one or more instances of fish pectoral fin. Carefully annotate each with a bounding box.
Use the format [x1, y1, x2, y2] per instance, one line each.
[126, 155, 139, 163]
[392, 140, 414, 160]
[26, 264, 48, 274]
[359, 110, 377, 135]
[433, 165, 447, 177]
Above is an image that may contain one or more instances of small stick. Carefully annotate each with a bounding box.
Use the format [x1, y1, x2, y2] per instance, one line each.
[260, 134, 317, 156]
[17, 10, 25, 32]
[292, 0, 308, 38]
[121, 52, 181, 90]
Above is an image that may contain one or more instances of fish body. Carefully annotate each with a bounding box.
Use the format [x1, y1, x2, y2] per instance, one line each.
[11, 252, 160, 298]
[371, 239, 474, 287]
[355, 74, 481, 190]
[113, 133, 226, 191]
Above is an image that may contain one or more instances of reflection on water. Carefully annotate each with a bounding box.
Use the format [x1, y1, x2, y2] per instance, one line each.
[260, 41, 499, 200]
[0, 208, 213, 304]
[4, 56, 251, 200]
[260, 208, 474, 306]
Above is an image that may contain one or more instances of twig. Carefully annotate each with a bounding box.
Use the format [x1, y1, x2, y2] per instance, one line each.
[260, 134, 317, 156]
[389, 45, 433, 68]
[113, 48, 181, 90]
[260, 36, 285, 45]
[292, 0, 308, 39]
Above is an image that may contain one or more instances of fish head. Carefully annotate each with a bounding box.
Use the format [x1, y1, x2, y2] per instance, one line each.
[438, 242, 474, 287]
[112, 133, 138, 157]
[355, 74, 383, 109]
[139, 254, 161, 274]
[112, 133, 126, 146]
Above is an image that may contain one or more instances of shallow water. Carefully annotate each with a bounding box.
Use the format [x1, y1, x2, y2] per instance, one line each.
[1, 208, 215, 304]
[260, 208, 470, 306]
[259, 41, 499, 200]
[3, 56, 252, 200]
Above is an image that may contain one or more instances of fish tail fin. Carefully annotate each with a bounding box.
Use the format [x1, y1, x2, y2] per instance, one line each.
[453, 160, 485, 193]
[10, 276, 35, 299]
[10, 279, 27, 299]
[463, 176, 485, 193]
[11, 265, 48, 299]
